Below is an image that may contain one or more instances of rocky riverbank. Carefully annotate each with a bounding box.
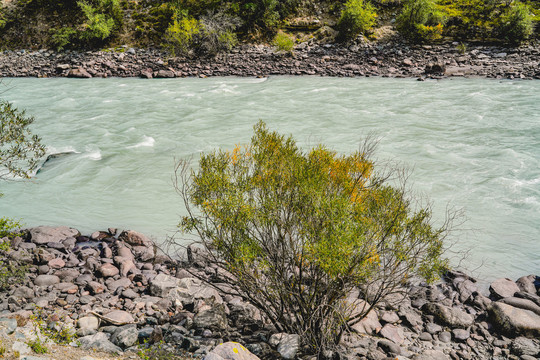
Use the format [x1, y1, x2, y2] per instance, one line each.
[0, 41, 539, 80]
[0, 226, 539, 360]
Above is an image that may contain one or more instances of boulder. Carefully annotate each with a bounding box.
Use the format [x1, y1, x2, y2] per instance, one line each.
[204, 342, 260, 360]
[0, 317, 18, 334]
[167, 277, 223, 306]
[490, 302, 540, 337]
[347, 299, 381, 335]
[12, 286, 35, 299]
[118, 230, 153, 247]
[412, 349, 450, 360]
[452, 328, 470, 341]
[97, 263, 119, 278]
[111, 324, 139, 348]
[269, 333, 300, 360]
[68, 67, 92, 78]
[516, 275, 538, 294]
[276, 334, 300, 360]
[30, 226, 79, 245]
[34, 275, 60, 287]
[379, 323, 404, 344]
[499, 297, 540, 316]
[78, 332, 122, 354]
[98, 310, 135, 325]
[193, 305, 228, 330]
[490, 278, 520, 299]
[150, 273, 182, 297]
[422, 303, 474, 328]
[511, 336, 540, 357]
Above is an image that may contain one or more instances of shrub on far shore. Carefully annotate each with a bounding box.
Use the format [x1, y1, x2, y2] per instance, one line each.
[396, 0, 446, 42]
[337, 0, 377, 41]
[273, 31, 294, 53]
[498, 2, 534, 44]
[175, 121, 453, 355]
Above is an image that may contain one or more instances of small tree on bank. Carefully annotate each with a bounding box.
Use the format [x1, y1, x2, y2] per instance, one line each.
[0, 100, 45, 181]
[175, 121, 451, 355]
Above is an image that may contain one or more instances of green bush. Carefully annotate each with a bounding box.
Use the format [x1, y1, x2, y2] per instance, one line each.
[498, 2, 534, 44]
[337, 0, 377, 41]
[78, 0, 122, 44]
[0, 100, 45, 182]
[197, 10, 240, 54]
[50, 27, 77, 51]
[273, 31, 294, 52]
[0, 218, 27, 291]
[175, 121, 451, 354]
[397, 0, 446, 42]
[165, 14, 202, 55]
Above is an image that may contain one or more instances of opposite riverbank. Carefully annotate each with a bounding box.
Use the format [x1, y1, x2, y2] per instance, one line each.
[0, 226, 539, 360]
[1, 41, 539, 80]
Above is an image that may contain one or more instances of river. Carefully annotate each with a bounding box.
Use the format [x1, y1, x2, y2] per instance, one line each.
[1, 76, 539, 284]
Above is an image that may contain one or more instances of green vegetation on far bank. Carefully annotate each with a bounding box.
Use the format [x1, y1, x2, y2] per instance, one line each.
[0, 0, 538, 52]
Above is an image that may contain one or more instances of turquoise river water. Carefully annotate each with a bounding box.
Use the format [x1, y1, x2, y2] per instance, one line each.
[0, 77, 539, 284]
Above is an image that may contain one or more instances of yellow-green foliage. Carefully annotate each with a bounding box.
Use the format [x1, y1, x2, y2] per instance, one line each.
[30, 308, 77, 345]
[78, 0, 119, 41]
[397, 0, 446, 42]
[273, 31, 294, 52]
[166, 15, 201, 55]
[337, 0, 377, 41]
[178, 121, 449, 353]
[498, 2, 534, 44]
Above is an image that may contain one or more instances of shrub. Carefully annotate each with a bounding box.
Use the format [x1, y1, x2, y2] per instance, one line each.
[498, 2, 534, 44]
[197, 10, 240, 55]
[165, 14, 202, 55]
[78, 0, 122, 44]
[0, 100, 45, 182]
[50, 27, 77, 51]
[175, 121, 451, 354]
[273, 31, 294, 53]
[0, 218, 27, 291]
[337, 0, 377, 41]
[397, 0, 446, 42]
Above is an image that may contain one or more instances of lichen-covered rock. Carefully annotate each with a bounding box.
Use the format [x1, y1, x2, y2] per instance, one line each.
[78, 332, 122, 354]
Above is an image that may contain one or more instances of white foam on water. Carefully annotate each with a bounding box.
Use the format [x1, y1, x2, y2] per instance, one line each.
[127, 135, 155, 149]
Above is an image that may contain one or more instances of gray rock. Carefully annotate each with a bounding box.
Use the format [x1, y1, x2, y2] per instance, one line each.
[111, 324, 139, 348]
[68, 67, 92, 78]
[452, 328, 470, 341]
[380, 323, 405, 344]
[118, 230, 153, 247]
[204, 341, 260, 360]
[150, 273, 181, 297]
[99, 310, 135, 325]
[12, 286, 35, 299]
[490, 302, 540, 337]
[0, 317, 18, 334]
[511, 336, 539, 356]
[439, 331, 451, 343]
[456, 279, 477, 303]
[422, 302, 474, 328]
[419, 332, 432, 341]
[276, 334, 300, 360]
[490, 278, 520, 299]
[348, 300, 382, 335]
[30, 226, 79, 244]
[380, 311, 400, 324]
[34, 275, 60, 287]
[78, 332, 123, 354]
[425, 322, 442, 334]
[412, 349, 450, 360]
[378, 339, 401, 355]
[193, 305, 228, 330]
[155, 69, 176, 78]
[499, 297, 540, 316]
[516, 275, 537, 294]
[97, 263, 119, 278]
[12, 341, 32, 355]
[77, 316, 99, 333]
